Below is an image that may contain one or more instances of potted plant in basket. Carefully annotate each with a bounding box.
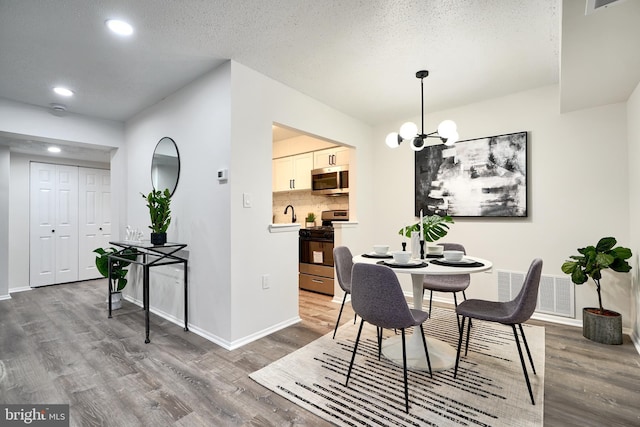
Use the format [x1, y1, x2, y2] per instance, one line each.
[141, 188, 172, 245]
[561, 236, 632, 345]
[94, 247, 138, 310]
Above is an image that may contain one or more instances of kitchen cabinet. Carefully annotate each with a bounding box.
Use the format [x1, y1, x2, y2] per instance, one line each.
[313, 147, 350, 169]
[272, 153, 313, 191]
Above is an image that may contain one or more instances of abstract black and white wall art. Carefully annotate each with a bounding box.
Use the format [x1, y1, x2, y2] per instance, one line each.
[415, 131, 527, 217]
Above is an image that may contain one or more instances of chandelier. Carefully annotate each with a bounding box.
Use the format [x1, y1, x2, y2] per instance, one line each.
[385, 70, 459, 151]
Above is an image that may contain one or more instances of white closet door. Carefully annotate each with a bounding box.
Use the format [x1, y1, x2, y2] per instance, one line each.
[29, 163, 79, 287]
[54, 165, 79, 284]
[29, 163, 56, 287]
[78, 167, 111, 280]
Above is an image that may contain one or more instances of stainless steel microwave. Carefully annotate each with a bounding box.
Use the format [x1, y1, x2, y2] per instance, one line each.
[311, 165, 349, 195]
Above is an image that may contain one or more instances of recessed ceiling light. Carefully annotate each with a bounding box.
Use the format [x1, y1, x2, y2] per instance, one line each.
[48, 146, 61, 153]
[106, 19, 134, 36]
[53, 87, 74, 97]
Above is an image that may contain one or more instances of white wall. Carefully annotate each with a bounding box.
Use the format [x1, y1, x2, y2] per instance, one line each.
[124, 62, 233, 343]
[0, 98, 124, 149]
[0, 146, 9, 299]
[628, 80, 640, 345]
[372, 85, 633, 327]
[228, 61, 374, 343]
[123, 60, 375, 348]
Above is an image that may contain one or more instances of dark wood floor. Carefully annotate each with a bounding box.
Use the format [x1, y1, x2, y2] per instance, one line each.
[1, 280, 639, 426]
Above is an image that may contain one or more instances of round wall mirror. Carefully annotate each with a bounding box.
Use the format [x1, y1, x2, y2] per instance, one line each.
[151, 137, 180, 196]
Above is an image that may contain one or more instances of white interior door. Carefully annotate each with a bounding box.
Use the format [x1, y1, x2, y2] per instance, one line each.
[78, 167, 111, 280]
[29, 163, 79, 287]
[29, 163, 56, 287]
[54, 165, 78, 284]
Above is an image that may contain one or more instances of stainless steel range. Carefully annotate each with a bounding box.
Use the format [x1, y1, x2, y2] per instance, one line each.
[298, 210, 349, 295]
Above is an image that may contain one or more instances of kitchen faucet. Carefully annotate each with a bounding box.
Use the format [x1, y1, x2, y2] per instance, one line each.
[284, 204, 296, 223]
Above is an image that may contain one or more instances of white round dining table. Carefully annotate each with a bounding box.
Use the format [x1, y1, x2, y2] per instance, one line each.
[352, 254, 493, 371]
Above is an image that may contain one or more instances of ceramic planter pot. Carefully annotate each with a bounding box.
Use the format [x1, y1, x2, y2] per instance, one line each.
[150, 232, 167, 245]
[582, 307, 622, 345]
[109, 291, 123, 310]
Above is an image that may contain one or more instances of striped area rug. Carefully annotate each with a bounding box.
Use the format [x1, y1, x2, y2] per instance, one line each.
[250, 307, 544, 426]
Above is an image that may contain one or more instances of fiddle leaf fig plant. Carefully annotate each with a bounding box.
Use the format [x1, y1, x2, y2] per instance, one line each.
[398, 214, 454, 242]
[94, 247, 138, 291]
[561, 237, 632, 314]
[141, 188, 172, 233]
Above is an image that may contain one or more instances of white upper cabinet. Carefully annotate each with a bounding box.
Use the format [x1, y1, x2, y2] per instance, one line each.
[272, 152, 313, 192]
[313, 146, 350, 169]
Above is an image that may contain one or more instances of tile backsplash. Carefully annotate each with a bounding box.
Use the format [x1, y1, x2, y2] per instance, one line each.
[273, 190, 348, 225]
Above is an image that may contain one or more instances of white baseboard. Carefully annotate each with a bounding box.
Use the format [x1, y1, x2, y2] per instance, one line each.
[0, 294, 11, 301]
[9, 286, 32, 294]
[122, 294, 302, 350]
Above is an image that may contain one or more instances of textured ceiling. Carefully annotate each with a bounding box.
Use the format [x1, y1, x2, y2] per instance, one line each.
[0, 0, 560, 125]
[0, 0, 638, 161]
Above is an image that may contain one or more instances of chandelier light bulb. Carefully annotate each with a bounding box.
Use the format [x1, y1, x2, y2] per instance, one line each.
[410, 137, 425, 151]
[385, 132, 401, 148]
[437, 120, 457, 139]
[444, 131, 459, 147]
[399, 122, 418, 140]
[384, 71, 460, 150]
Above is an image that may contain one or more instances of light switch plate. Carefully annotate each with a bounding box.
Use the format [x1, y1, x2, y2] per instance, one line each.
[243, 193, 252, 208]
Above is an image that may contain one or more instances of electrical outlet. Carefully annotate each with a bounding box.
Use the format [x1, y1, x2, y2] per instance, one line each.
[261, 274, 270, 289]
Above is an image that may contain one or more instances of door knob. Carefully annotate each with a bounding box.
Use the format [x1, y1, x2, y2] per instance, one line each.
[52, 230, 55, 233]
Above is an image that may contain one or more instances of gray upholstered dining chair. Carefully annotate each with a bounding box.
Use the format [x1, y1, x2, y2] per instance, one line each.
[422, 242, 470, 332]
[345, 262, 432, 413]
[333, 246, 355, 339]
[453, 258, 543, 405]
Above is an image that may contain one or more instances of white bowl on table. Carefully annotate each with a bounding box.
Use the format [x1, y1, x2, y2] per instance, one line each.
[443, 250, 464, 262]
[391, 250, 412, 264]
[373, 245, 389, 255]
[428, 245, 444, 255]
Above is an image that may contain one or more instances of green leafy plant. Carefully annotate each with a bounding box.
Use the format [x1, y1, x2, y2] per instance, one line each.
[93, 247, 138, 291]
[561, 237, 632, 314]
[141, 188, 172, 233]
[398, 214, 454, 242]
[305, 212, 316, 222]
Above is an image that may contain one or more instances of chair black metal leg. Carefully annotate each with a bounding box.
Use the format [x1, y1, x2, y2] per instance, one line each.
[464, 317, 472, 356]
[345, 319, 365, 387]
[419, 324, 433, 377]
[454, 316, 466, 378]
[518, 323, 536, 375]
[462, 291, 472, 328]
[428, 290, 433, 315]
[453, 293, 461, 332]
[377, 327, 383, 360]
[401, 329, 409, 413]
[512, 324, 535, 405]
[333, 293, 348, 339]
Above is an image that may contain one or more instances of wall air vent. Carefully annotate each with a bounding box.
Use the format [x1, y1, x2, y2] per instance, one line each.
[498, 269, 575, 318]
[585, 0, 627, 15]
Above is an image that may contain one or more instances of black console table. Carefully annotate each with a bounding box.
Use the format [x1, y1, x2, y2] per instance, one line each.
[108, 240, 188, 343]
